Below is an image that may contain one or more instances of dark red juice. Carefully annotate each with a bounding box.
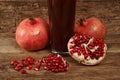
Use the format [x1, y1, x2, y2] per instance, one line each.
[48, 0, 76, 54]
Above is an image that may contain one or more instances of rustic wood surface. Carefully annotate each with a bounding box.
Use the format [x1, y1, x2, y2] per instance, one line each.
[0, 0, 120, 80]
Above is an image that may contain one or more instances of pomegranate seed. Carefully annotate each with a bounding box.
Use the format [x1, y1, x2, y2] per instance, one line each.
[10, 61, 15, 65]
[44, 66, 50, 71]
[11, 61, 19, 66]
[10, 61, 16, 65]
[34, 67, 39, 71]
[34, 65, 41, 71]
[38, 59, 43, 63]
[10, 53, 69, 73]
[24, 61, 30, 67]
[42, 54, 69, 72]
[70, 41, 74, 44]
[77, 52, 81, 56]
[84, 54, 88, 59]
[26, 56, 35, 65]
[34, 63, 41, 71]
[51, 69, 59, 72]
[26, 65, 32, 70]
[21, 70, 27, 74]
[20, 58, 25, 61]
[17, 63, 24, 67]
[70, 50, 74, 55]
[90, 54, 95, 59]
[15, 66, 21, 71]
[88, 45, 94, 49]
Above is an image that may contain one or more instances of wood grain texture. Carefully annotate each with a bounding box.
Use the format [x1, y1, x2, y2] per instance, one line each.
[0, 0, 120, 36]
[0, 38, 120, 80]
[0, 0, 120, 80]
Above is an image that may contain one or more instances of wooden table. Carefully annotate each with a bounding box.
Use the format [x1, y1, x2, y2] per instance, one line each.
[0, 0, 120, 80]
[0, 35, 120, 80]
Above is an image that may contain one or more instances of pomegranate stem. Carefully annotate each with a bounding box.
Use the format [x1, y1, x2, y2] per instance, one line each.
[76, 18, 86, 26]
[29, 18, 36, 24]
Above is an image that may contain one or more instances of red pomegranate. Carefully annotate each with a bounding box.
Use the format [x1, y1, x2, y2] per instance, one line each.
[16, 18, 49, 51]
[74, 17, 106, 39]
[68, 34, 107, 65]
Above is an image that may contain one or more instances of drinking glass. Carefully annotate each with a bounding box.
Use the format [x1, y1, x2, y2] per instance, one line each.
[47, 0, 76, 54]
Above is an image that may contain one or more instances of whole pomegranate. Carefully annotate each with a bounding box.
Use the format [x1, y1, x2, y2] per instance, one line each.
[16, 18, 49, 51]
[74, 17, 106, 39]
[68, 34, 107, 65]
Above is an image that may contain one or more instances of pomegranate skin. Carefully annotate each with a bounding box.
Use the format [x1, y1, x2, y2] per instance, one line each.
[74, 17, 106, 39]
[16, 18, 49, 51]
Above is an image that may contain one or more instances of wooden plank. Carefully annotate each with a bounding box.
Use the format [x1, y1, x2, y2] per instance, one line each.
[0, 52, 119, 80]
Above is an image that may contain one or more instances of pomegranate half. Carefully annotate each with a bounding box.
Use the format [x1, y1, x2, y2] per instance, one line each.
[16, 18, 49, 51]
[68, 34, 107, 65]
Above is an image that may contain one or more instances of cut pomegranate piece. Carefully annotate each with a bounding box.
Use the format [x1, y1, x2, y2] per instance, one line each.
[68, 34, 107, 65]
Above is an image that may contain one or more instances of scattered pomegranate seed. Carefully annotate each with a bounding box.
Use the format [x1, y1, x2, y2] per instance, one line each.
[21, 70, 27, 74]
[44, 66, 50, 71]
[43, 53, 69, 73]
[15, 66, 22, 71]
[34, 67, 39, 71]
[26, 56, 35, 65]
[10, 61, 19, 66]
[24, 61, 30, 67]
[10, 53, 69, 74]
[26, 65, 32, 70]
[10, 61, 15, 65]
[38, 58, 43, 63]
[34, 62, 42, 71]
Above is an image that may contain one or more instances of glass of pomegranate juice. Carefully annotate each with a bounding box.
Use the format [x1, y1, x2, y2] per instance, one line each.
[48, 0, 76, 54]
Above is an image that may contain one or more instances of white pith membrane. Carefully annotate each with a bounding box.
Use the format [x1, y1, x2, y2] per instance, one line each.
[68, 34, 107, 65]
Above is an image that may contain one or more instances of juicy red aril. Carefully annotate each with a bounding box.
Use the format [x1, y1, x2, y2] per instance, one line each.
[10, 61, 15, 65]
[15, 66, 22, 71]
[10, 53, 69, 73]
[44, 54, 69, 73]
[26, 56, 35, 65]
[20, 61, 25, 66]
[21, 70, 27, 74]
[34, 67, 39, 71]
[47, 53, 55, 58]
[51, 69, 59, 73]
[88, 45, 94, 49]
[34, 63, 42, 71]
[10, 61, 19, 66]
[26, 65, 32, 70]
[38, 58, 44, 64]
[24, 61, 30, 67]
[34, 63, 41, 71]
[69, 34, 105, 59]
[44, 66, 50, 71]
